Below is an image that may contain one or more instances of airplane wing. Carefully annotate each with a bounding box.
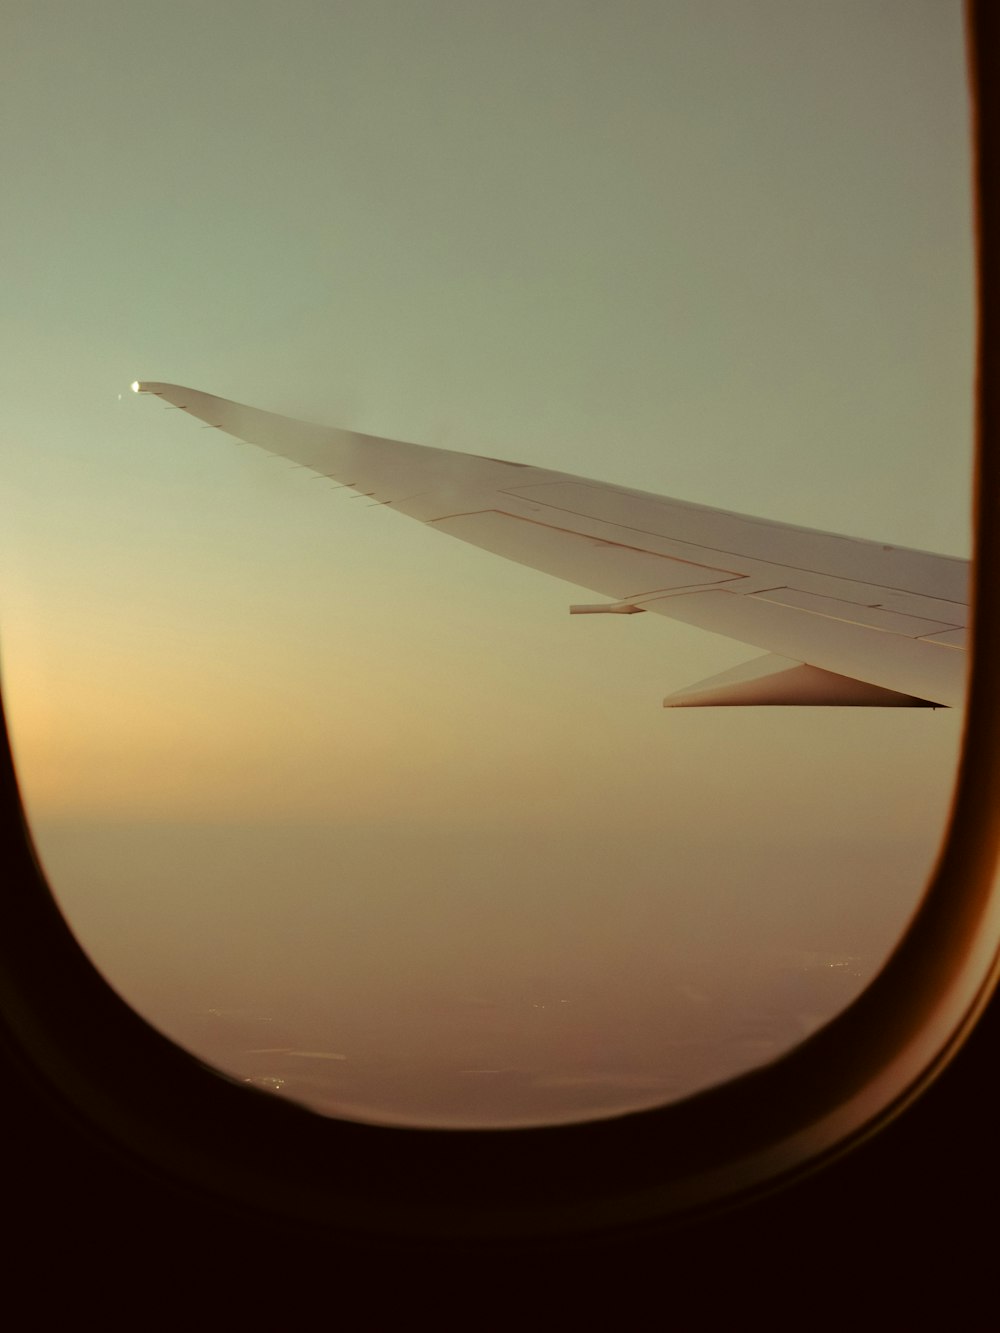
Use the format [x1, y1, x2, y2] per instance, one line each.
[134, 382, 968, 708]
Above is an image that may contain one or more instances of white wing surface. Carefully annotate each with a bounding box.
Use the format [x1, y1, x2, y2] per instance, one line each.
[135, 382, 968, 708]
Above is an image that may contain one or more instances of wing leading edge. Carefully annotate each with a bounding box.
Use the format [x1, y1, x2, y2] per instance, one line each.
[134, 382, 968, 708]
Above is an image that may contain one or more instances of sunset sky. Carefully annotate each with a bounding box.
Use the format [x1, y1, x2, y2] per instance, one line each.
[0, 1, 975, 1125]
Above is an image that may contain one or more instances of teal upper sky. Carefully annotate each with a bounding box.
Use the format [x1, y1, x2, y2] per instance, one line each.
[3, 0, 972, 545]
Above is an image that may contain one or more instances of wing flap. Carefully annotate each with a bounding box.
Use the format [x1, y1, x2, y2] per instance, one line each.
[640, 588, 963, 707]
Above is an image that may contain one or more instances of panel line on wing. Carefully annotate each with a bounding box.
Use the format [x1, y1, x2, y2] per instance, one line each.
[753, 588, 959, 638]
[500, 482, 967, 605]
[430, 510, 744, 575]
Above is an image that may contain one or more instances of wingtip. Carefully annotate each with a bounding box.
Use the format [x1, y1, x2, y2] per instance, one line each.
[131, 380, 183, 399]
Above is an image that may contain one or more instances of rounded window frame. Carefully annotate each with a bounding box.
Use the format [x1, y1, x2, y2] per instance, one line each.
[0, 3, 997, 1246]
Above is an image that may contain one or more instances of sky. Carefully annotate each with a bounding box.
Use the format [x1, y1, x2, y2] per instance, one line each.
[0, 1, 975, 1126]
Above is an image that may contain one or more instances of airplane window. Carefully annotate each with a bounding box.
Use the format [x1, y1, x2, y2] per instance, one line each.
[0, 2, 972, 1129]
